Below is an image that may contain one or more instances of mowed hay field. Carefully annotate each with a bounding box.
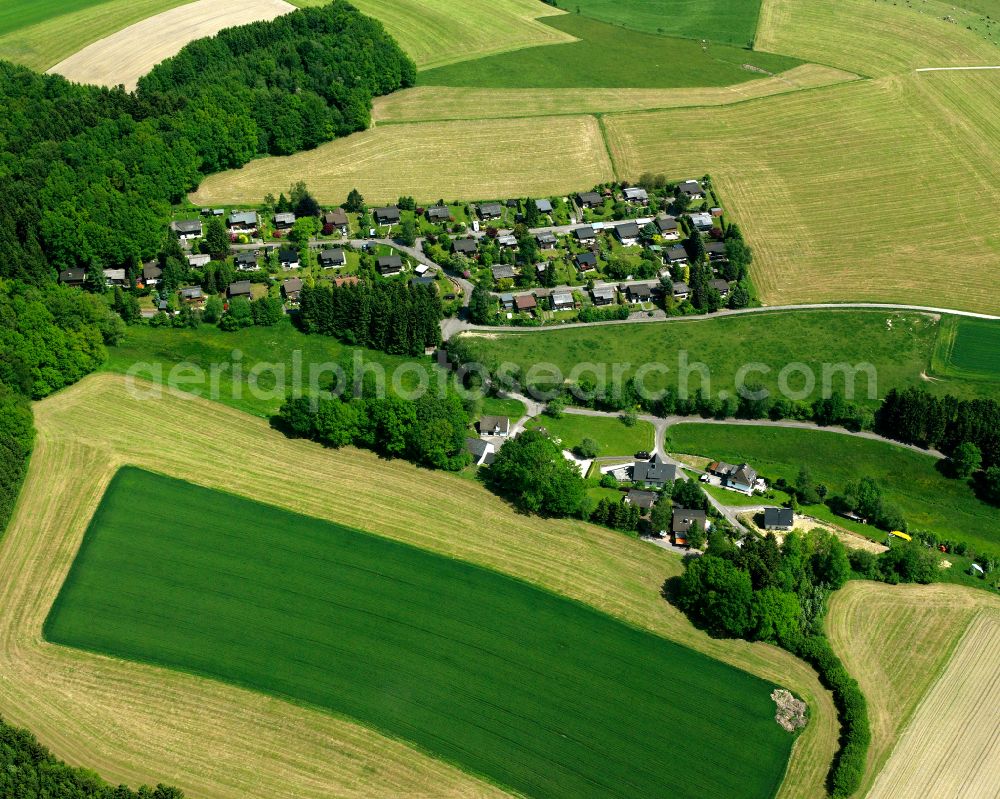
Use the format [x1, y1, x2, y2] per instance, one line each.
[192, 115, 614, 205]
[46, 467, 794, 799]
[932, 315, 1000, 381]
[292, 0, 574, 70]
[47, 0, 295, 91]
[826, 582, 1000, 797]
[866, 611, 1000, 799]
[0, 374, 838, 799]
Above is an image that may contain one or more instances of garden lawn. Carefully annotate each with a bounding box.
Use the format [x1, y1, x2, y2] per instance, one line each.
[479, 395, 526, 421]
[418, 15, 800, 89]
[45, 467, 794, 799]
[569, 0, 764, 47]
[667, 424, 1000, 555]
[457, 310, 993, 408]
[527, 414, 654, 456]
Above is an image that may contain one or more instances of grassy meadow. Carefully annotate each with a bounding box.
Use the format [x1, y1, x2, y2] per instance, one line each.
[419, 14, 800, 89]
[932, 316, 1000, 382]
[565, 0, 764, 47]
[457, 310, 997, 407]
[46, 466, 796, 799]
[526, 414, 655, 457]
[667, 423, 1000, 554]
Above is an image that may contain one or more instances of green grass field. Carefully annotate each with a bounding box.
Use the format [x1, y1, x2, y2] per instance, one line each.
[419, 14, 800, 89]
[932, 317, 1000, 381]
[564, 0, 764, 47]
[0, 0, 107, 36]
[667, 424, 1000, 555]
[458, 310, 1000, 407]
[526, 414, 655, 456]
[45, 467, 795, 799]
[479, 395, 526, 421]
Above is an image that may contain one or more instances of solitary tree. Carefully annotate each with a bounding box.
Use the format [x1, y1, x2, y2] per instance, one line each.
[950, 441, 982, 478]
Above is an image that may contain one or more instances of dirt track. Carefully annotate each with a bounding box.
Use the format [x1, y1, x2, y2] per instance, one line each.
[47, 0, 295, 90]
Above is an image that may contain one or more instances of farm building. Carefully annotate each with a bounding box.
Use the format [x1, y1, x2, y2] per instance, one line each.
[319, 248, 346, 268]
[377, 255, 404, 275]
[373, 206, 401, 225]
[171, 219, 203, 240]
[764, 507, 794, 531]
[632, 454, 677, 488]
[228, 211, 258, 231]
[478, 416, 510, 437]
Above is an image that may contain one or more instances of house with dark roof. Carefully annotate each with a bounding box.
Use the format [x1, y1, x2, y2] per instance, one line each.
[278, 246, 300, 270]
[179, 286, 204, 303]
[575, 251, 597, 271]
[672, 281, 690, 300]
[574, 225, 596, 242]
[764, 507, 794, 531]
[323, 208, 349, 232]
[491, 264, 517, 281]
[534, 198, 553, 214]
[227, 280, 252, 299]
[171, 219, 203, 240]
[373, 206, 401, 225]
[709, 461, 759, 494]
[672, 508, 707, 545]
[550, 291, 575, 311]
[282, 278, 303, 302]
[477, 202, 503, 220]
[58, 268, 86, 288]
[235, 251, 259, 271]
[142, 263, 163, 287]
[478, 415, 510, 437]
[377, 254, 404, 275]
[665, 245, 688, 265]
[710, 278, 731, 298]
[655, 215, 679, 239]
[452, 238, 478, 255]
[622, 187, 648, 204]
[577, 191, 603, 208]
[228, 211, 258, 230]
[677, 180, 704, 199]
[591, 286, 616, 306]
[615, 221, 641, 246]
[319, 248, 346, 268]
[103, 268, 126, 287]
[535, 231, 557, 249]
[273, 212, 296, 230]
[425, 205, 451, 222]
[626, 489, 657, 511]
[632, 454, 677, 487]
[499, 293, 515, 311]
[466, 437, 496, 466]
[626, 283, 652, 303]
[515, 294, 537, 313]
[706, 241, 728, 261]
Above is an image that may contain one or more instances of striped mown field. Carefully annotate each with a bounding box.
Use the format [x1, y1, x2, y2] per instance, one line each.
[933, 316, 1000, 381]
[0, 374, 838, 799]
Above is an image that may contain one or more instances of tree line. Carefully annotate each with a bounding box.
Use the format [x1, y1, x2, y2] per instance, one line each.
[0, 714, 183, 799]
[298, 280, 442, 356]
[0, 3, 414, 285]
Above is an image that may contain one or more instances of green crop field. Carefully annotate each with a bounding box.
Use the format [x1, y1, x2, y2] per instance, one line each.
[457, 310, 1000, 407]
[932, 317, 1000, 381]
[561, 0, 764, 47]
[0, 0, 108, 37]
[419, 14, 800, 89]
[46, 467, 795, 799]
[667, 423, 1000, 555]
[526, 414, 655, 457]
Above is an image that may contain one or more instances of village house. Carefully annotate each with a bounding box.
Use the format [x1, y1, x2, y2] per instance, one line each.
[626, 283, 652, 303]
[227, 280, 252, 300]
[228, 211, 258, 232]
[574, 225, 596, 242]
[282, 278, 303, 303]
[672, 281, 690, 300]
[425, 205, 451, 222]
[452, 238, 478, 255]
[764, 507, 795, 531]
[142, 263, 162, 287]
[690, 211, 714, 231]
[497, 234, 518, 248]
[677, 180, 704, 200]
[477, 202, 503, 220]
[672, 508, 707, 546]
[273, 212, 296, 230]
[665, 245, 688, 265]
[179, 286, 204, 304]
[499, 293, 515, 312]
[465, 437, 495, 467]
[58, 268, 86, 288]
[550, 291, 575, 311]
[278, 246, 300, 270]
[377, 254, 404, 276]
[655, 215, 679, 240]
[535, 231, 557, 250]
[478, 415, 510, 437]
[577, 191, 603, 209]
[171, 219, 203, 240]
[632, 454, 677, 488]
[590, 286, 615, 306]
[625, 489, 657, 511]
[534, 198, 553, 214]
[614, 221, 641, 246]
[373, 206, 400, 226]
[323, 208, 349, 233]
[235, 252, 258, 271]
[515, 294, 537, 314]
[710, 278, 731, 298]
[622, 187, 649, 204]
[709, 462, 760, 494]
[319, 248, 347, 268]
[492, 264, 517, 281]
[103, 268, 126, 287]
[187, 253, 211, 268]
[575, 251, 597, 272]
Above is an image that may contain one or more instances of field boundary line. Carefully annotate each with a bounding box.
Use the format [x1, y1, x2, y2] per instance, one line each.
[595, 114, 619, 181]
[916, 65, 1000, 72]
